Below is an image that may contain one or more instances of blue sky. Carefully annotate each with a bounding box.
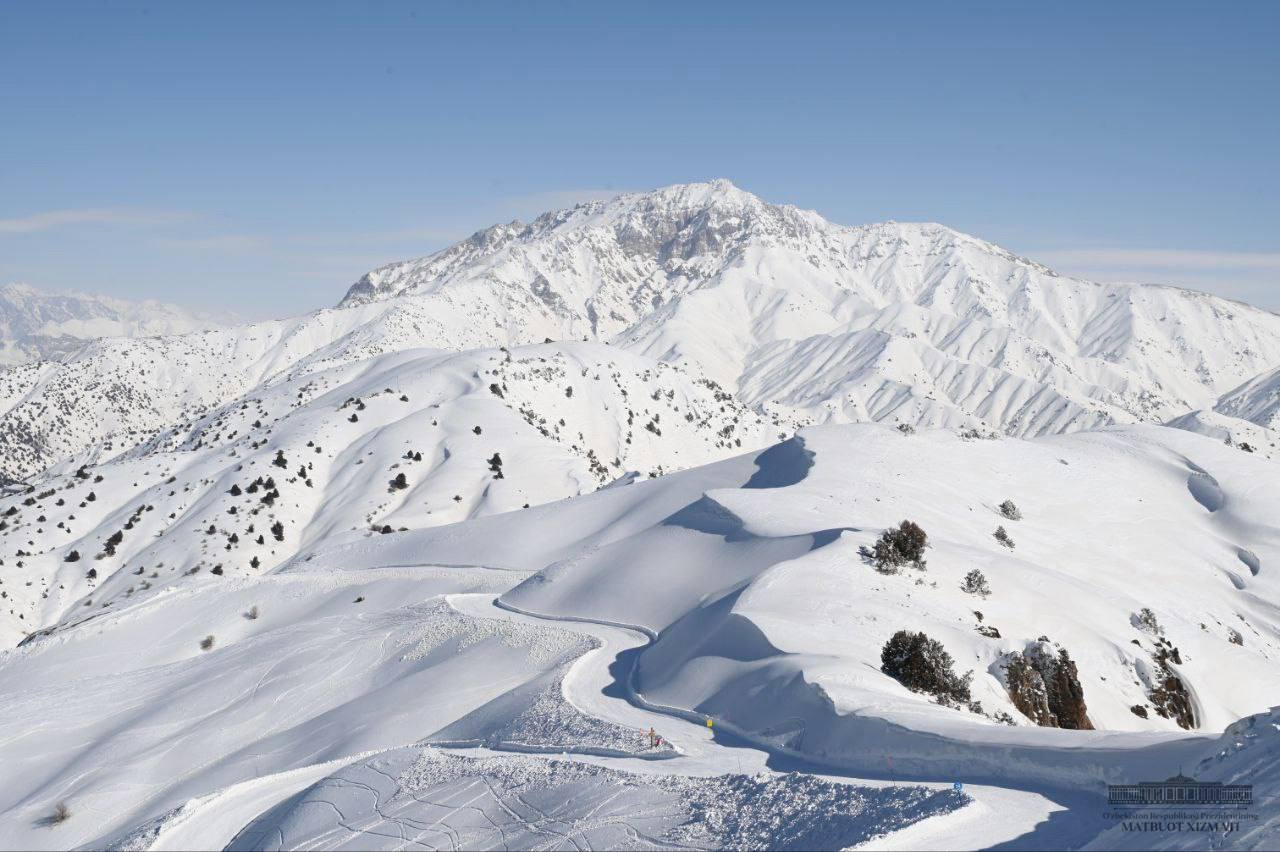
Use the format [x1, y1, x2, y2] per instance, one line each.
[2, 0, 1278, 317]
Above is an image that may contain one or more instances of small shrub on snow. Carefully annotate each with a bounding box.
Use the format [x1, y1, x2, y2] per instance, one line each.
[993, 526, 1015, 549]
[200, 635, 215, 651]
[961, 568, 991, 597]
[245, 605, 259, 620]
[46, 801, 70, 825]
[862, 520, 929, 572]
[880, 630, 972, 706]
[998, 499, 1021, 521]
[1134, 607, 1162, 635]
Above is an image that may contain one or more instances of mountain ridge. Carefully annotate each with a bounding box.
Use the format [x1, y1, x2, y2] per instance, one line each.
[0, 180, 1277, 484]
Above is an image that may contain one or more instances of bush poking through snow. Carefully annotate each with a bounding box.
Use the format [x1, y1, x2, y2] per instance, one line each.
[880, 630, 972, 707]
[961, 569, 991, 597]
[998, 499, 1021, 520]
[200, 635, 215, 651]
[388, 472, 409, 492]
[1134, 607, 1162, 635]
[43, 801, 70, 826]
[993, 526, 1015, 549]
[244, 605, 259, 620]
[863, 521, 929, 572]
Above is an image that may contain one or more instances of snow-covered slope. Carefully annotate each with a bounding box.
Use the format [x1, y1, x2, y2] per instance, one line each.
[0, 341, 787, 645]
[1216, 364, 1280, 431]
[0, 282, 231, 366]
[3, 422, 1277, 850]
[313, 424, 1280, 744]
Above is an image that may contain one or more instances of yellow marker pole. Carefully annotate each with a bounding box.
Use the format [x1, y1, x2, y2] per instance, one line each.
[706, 718, 713, 728]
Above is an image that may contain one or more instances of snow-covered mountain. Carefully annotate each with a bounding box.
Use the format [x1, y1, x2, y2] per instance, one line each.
[1, 181, 1276, 485]
[0, 282, 232, 366]
[340, 179, 1280, 439]
[1, 181, 1279, 850]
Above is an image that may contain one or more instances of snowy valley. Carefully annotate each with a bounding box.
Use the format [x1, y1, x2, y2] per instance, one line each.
[1, 182, 1278, 850]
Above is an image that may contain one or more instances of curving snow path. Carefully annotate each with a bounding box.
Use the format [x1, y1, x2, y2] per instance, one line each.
[130, 589, 1074, 851]
[446, 592, 1068, 851]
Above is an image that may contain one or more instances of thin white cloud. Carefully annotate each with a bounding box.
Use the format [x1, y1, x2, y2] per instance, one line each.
[1036, 248, 1280, 270]
[0, 208, 193, 234]
[156, 234, 272, 252]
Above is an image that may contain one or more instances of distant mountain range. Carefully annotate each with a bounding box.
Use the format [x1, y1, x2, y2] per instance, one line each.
[0, 281, 232, 366]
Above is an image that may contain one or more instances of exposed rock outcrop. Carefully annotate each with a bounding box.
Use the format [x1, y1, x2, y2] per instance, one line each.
[1001, 638, 1093, 730]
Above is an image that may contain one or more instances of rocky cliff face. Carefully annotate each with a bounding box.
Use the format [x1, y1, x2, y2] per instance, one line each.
[1002, 639, 1094, 730]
